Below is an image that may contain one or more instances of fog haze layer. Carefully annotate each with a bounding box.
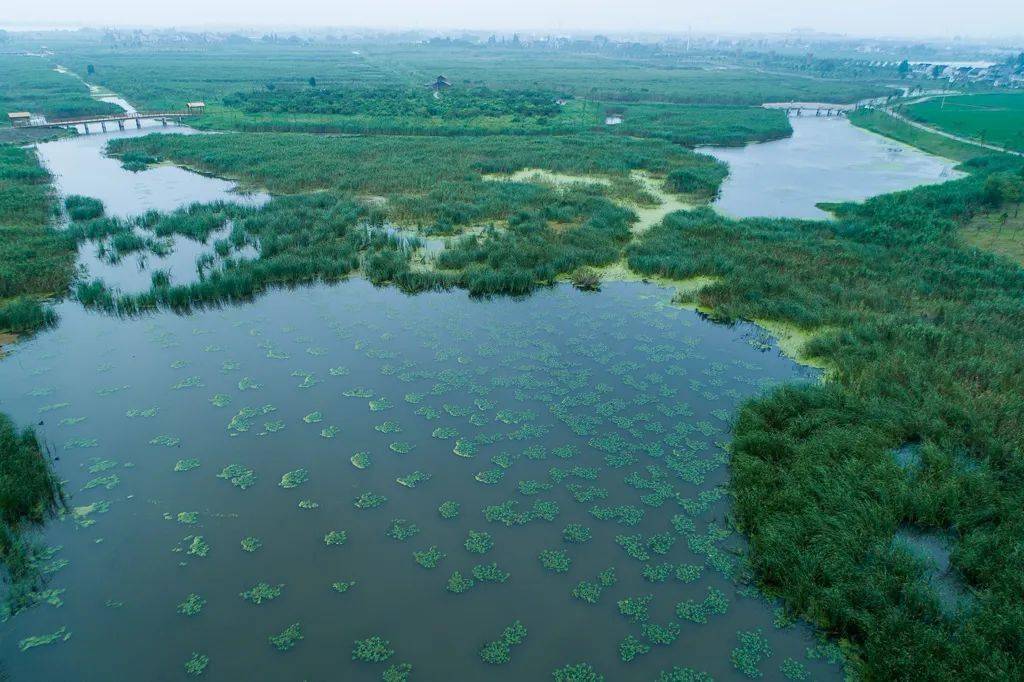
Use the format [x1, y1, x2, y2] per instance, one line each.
[3, 0, 1023, 40]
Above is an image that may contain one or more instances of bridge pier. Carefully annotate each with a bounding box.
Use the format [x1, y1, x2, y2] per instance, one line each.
[100, 121, 107, 132]
[135, 118, 142, 129]
[161, 118, 168, 126]
[117, 120, 124, 130]
[82, 123, 89, 134]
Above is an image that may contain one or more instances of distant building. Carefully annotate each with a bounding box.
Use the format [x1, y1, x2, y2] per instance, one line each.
[186, 102, 206, 113]
[428, 76, 451, 91]
[7, 112, 31, 127]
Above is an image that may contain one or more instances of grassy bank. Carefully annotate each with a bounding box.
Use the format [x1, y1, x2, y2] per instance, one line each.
[626, 156, 1024, 678]
[848, 108, 989, 162]
[0, 414, 64, 607]
[0, 145, 76, 335]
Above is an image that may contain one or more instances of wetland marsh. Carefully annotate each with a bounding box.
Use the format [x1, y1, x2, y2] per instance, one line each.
[2, 32, 1024, 682]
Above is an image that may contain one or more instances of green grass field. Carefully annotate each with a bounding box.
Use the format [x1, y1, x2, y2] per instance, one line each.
[904, 93, 1024, 152]
[0, 54, 121, 121]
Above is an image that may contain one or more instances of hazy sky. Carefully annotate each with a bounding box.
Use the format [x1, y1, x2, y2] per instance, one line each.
[4, 0, 1024, 40]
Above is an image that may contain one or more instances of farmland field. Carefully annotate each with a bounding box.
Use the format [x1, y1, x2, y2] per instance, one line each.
[904, 92, 1024, 152]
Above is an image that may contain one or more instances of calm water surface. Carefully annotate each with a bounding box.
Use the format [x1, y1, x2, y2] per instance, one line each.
[37, 124, 268, 293]
[701, 116, 962, 219]
[0, 281, 836, 681]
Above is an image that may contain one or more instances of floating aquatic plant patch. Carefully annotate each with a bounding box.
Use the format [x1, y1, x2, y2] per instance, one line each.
[278, 468, 309, 489]
[730, 629, 772, 678]
[354, 492, 387, 509]
[18, 626, 71, 652]
[446, 571, 476, 594]
[413, 546, 445, 569]
[538, 549, 572, 573]
[241, 537, 262, 552]
[269, 623, 303, 651]
[472, 563, 510, 583]
[464, 530, 494, 555]
[386, 519, 420, 541]
[619, 634, 650, 663]
[186, 536, 210, 558]
[479, 621, 527, 665]
[240, 582, 284, 605]
[177, 593, 206, 616]
[324, 530, 348, 546]
[352, 636, 394, 663]
[184, 652, 209, 676]
[395, 470, 429, 487]
[438, 500, 460, 519]
[217, 464, 257, 490]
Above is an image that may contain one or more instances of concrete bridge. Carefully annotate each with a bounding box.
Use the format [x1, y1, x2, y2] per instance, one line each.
[19, 111, 197, 133]
[783, 107, 849, 118]
[762, 102, 858, 118]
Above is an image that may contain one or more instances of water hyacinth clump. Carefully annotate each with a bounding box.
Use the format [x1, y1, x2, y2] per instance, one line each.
[382, 662, 413, 682]
[396, 470, 429, 487]
[552, 662, 604, 681]
[438, 500, 460, 519]
[479, 621, 528, 665]
[413, 545, 446, 569]
[174, 458, 200, 472]
[240, 582, 284, 605]
[332, 580, 356, 593]
[184, 652, 209, 676]
[269, 623, 303, 651]
[538, 549, 572, 573]
[217, 464, 257, 490]
[386, 519, 420, 541]
[464, 530, 494, 554]
[240, 537, 262, 553]
[619, 634, 651, 663]
[352, 636, 394, 663]
[563, 523, 592, 544]
[354, 491, 388, 509]
[731, 630, 773, 678]
[446, 571, 476, 594]
[278, 468, 309, 489]
[177, 593, 206, 616]
[18, 626, 72, 652]
[472, 562, 510, 583]
[324, 530, 348, 546]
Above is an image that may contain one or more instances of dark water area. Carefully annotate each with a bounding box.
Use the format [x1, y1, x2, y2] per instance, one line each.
[0, 280, 838, 680]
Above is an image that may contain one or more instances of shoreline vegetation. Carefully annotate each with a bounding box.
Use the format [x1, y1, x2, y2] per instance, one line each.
[2, 38, 1024, 678]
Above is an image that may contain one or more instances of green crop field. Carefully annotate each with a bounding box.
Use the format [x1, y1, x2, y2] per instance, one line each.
[905, 93, 1024, 152]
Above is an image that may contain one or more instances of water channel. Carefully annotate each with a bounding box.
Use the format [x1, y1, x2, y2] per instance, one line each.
[700, 115, 962, 220]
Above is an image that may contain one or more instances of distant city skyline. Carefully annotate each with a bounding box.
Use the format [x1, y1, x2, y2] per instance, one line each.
[2, 0, 1023, 41]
